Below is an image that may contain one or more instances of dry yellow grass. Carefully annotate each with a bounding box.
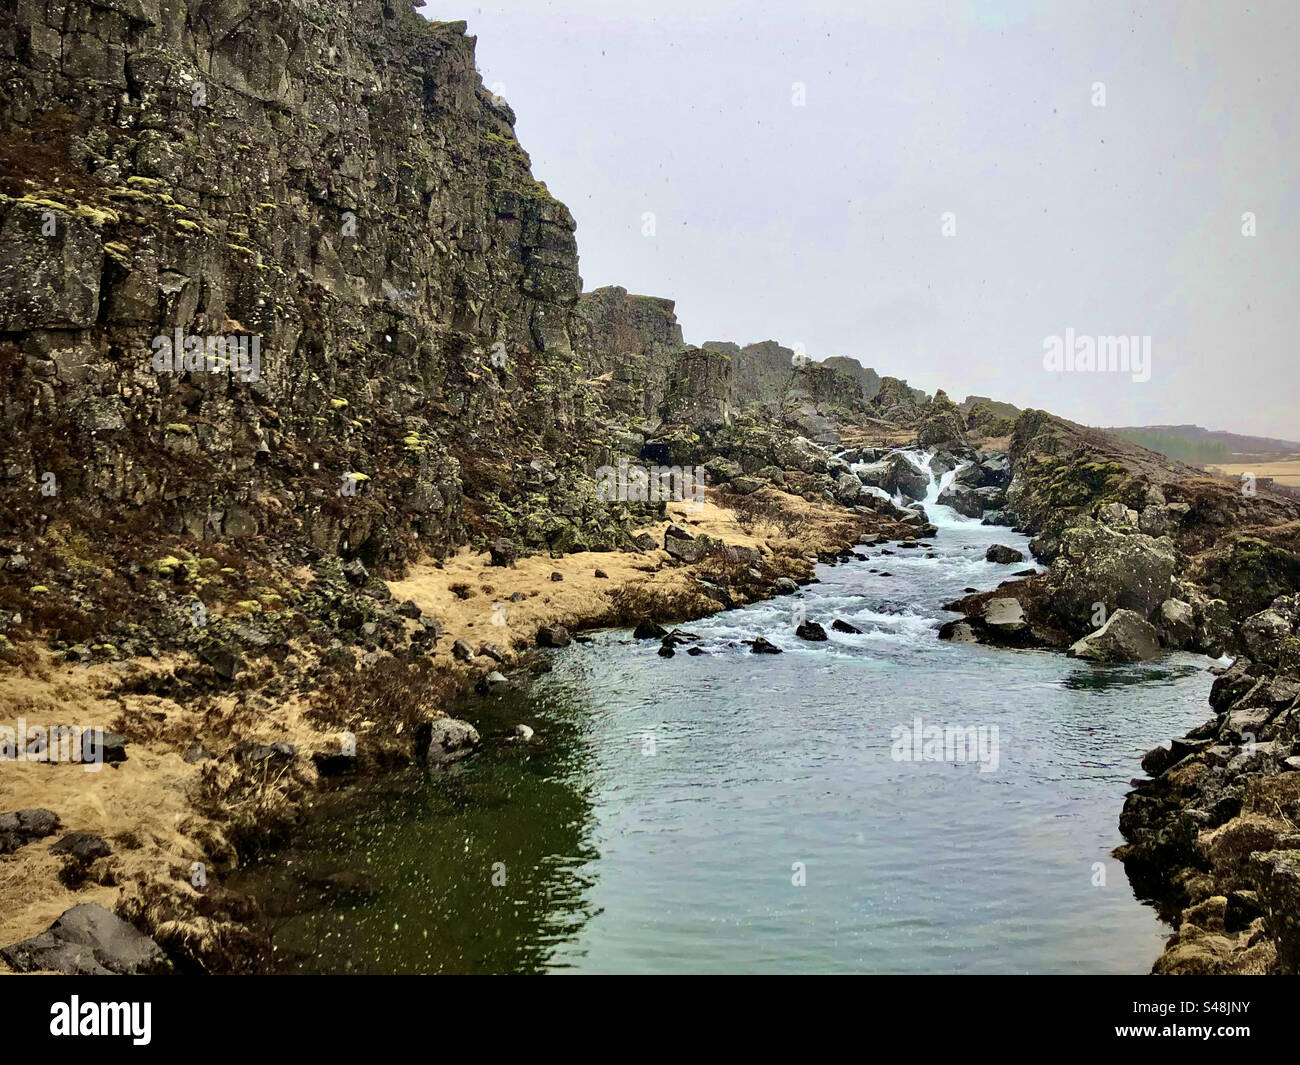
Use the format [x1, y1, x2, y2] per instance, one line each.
[0, 486, 885, 964]
[1207, 460, 1300, 488]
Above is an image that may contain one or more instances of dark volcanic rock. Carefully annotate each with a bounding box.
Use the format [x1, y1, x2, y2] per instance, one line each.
[536, 625, 572, 648]
[985, 544, 1026, 565]
[0, 808, 61, 855]
[0, 903, 173, 975]
[50, 832, 112, 865]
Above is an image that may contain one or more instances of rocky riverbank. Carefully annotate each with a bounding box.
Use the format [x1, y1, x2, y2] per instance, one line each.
[934, 410, 1300, 972]
[1114, 597, 1300, 974]
[0, 485, 923, 973]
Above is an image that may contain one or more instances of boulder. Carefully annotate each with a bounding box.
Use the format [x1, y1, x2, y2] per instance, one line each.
[1046, 522, 1177, 636]
[857, 451, 929, 501]
[937, 483, 983, 518]
[664, 536, 706, 563]
[980, 597, 1028, 634]
[488, 537, 518, 568]
[425, 718, 480, 767]
[795, 621, 828, 641]
[536, 625, 572, 648]
[50, 832, 112, 865]
[1158, 598, 1196, 647]
[1067, 608, 1162, 662]
[985, 544, 1025, 565]
[1251, 849, 1300, 973]
[0, 808, 61, 855]
[1242, 608, 1293, 662]
[750, 637, 783, 654]
[0, 903, 173, 975]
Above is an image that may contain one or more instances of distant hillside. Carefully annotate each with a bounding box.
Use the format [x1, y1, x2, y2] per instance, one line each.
[1105, 424, 1300, 463]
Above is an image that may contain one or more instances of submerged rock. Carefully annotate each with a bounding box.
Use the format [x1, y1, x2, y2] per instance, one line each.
[425, 718, 480, 767]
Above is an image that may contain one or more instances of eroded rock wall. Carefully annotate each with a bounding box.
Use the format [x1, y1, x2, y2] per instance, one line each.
[0, 0, 596, 578]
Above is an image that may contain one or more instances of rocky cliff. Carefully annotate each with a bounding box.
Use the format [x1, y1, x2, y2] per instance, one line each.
[571, 285, 684, 426]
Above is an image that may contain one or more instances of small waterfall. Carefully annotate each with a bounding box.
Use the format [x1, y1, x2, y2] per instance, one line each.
[903, 449, 978, 525]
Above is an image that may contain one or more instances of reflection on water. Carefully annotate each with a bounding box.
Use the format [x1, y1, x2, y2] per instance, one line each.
[1060, 662, 1208, 693]
[235, 470, 1215, 974]
[236, 691, 599, 974]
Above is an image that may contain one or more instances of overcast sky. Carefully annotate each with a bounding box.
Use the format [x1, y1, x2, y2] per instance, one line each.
[454, 0, 1298, 440]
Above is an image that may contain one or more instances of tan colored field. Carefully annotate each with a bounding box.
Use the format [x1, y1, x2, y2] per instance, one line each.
[1207, 460, 1300, 488]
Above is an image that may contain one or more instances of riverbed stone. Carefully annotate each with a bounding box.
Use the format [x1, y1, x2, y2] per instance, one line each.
[1067, 608, 1162, 662]
[985, 544, 1025, 564]
[536, 624, 572, 648]
[795, 620, 828, 641]
[425, 718, 480, 767]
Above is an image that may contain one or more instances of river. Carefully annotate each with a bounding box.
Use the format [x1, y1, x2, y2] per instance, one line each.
[235, 452, 1214, 973]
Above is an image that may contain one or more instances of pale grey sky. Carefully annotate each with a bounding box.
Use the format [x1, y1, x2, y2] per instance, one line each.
[455, 0, 1298, 439]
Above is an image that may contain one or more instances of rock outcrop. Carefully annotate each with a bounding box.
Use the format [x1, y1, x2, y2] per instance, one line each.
[1117, 596, 1300, 973]
[572, 285, 685, 425]
[916, 389, 968, 451]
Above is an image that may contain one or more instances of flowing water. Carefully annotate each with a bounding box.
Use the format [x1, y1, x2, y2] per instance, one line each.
[236, 452, 1215, 974]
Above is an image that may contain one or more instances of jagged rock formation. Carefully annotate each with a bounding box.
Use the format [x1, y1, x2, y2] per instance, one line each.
[822, 356, 881, 401]
[7, 0, 1292, 980]
[869, 375, 928, 425]
[961, 395, 1019, 437]
[929, 407, 1300, 971]
[945, 409, 1300, 658]
[1118, 597, 1300, 973]
[915, 389, 967, 451]
[658, 346, 731, 431]
[571, 285, 684, 426]
[713, 339, 794, 411]
[0, 1, 607, 575]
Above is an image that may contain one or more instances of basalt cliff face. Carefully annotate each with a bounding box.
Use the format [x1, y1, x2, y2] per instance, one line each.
[0, 0, 607, 573]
